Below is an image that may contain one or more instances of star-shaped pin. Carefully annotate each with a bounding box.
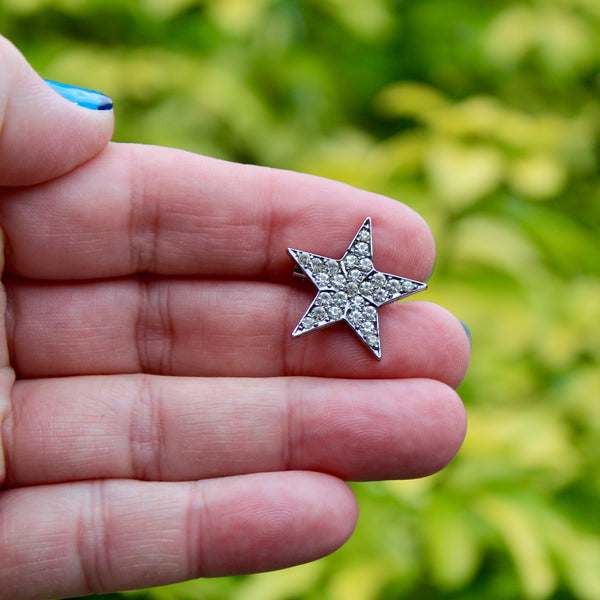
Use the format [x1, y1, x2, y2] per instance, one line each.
[288, 217, 427, 359]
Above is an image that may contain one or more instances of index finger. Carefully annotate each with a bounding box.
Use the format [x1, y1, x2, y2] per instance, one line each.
[0, 143, 435, 281]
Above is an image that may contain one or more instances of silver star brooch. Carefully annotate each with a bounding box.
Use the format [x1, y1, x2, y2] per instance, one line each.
[288, 217, 427, 359]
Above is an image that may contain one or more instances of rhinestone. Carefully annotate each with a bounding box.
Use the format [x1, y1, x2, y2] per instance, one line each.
[312, 307, 327, 322]
[334, 291, 348, 306]
[387, 279, 402, 294]
[362, 321, 375, 333]
[302, 316, 314, 328]
[366, 333, 379, 347]
[346, 282, 359, 296]
[298, 252, 311, 266]
[328, 306, 342, 319]
[359, 258, 373, 272]
[372, 273, 386, 286]
[345, 254, 359, 268]
[317, 292, 333, 306]
[364, 305, 377, 319]
[326, 259, 340, 274]
[311, 258, 324, 273]
[290, 218, 427, 359]
[348, 310, 363, 325]
[372, 288, 388, 303]
[314, 272, 329, 287]
[360, 280, 373, 295]
[355, 242, 369, 256]
[331, 274, 347, 290]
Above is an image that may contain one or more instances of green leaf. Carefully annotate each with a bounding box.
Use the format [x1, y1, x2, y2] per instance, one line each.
[475, 495, 557, 600]
[421, 497, 482, 589]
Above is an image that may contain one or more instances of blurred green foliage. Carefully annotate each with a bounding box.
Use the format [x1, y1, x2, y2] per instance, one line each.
[2, 0, 600, 599]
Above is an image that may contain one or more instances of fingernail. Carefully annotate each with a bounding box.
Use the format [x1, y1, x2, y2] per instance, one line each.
[458, 320, 471, 347]
[424, 259, 436, 282]
[44, 79, 113, 111]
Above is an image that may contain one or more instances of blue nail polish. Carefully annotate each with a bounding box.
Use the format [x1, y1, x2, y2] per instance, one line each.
[44, 79, 113, 111]
[424, 259, 436, 283]
[458, 320, 471, 347]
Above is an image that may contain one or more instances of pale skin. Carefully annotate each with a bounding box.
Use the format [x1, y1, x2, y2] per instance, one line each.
[0, 35, 470, 600]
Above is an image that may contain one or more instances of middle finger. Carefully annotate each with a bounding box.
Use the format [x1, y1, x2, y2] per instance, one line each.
[6, 278, 469, 384]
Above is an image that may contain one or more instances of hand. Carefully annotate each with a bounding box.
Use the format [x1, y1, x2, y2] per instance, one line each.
[0, 35, 469, 600]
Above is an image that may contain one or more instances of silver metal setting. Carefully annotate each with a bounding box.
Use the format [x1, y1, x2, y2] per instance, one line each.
[288, 217, 427, 360]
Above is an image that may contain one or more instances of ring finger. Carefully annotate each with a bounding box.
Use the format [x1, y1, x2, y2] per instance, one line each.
[2, 374, 466, 487]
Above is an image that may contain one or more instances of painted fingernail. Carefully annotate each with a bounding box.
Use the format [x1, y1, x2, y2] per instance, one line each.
[425, 263, 435, 282]
[458, 320, 471, 347]
[44, 79, 113, 111]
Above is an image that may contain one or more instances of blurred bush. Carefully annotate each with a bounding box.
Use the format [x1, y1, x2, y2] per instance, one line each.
[2, 0, 600, 599]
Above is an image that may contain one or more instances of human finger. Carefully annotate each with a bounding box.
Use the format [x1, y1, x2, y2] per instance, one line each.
[6, 278, 470, 385]
[0, 472, 357, 600]
[0, 35, 113, 186]
[2, 374, 466, 487]
[0, 143, 434, 281]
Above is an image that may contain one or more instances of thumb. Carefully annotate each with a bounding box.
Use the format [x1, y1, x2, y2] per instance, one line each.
[0, 35, 114, 186]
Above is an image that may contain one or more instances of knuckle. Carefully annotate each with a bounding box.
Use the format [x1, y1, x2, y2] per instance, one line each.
[128, 374, 165, 480]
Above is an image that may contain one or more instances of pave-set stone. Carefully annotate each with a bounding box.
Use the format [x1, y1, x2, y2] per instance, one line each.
[288, 217, 427, 359]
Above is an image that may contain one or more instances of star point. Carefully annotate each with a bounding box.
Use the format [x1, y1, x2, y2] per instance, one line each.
[288, 217, 427, 360]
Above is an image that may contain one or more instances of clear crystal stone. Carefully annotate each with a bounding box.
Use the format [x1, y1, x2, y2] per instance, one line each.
[326, 259, 340, 274]
[348, 309, 363, 325]
[311, 258, 324, 273]
[364, 305, 377, 319]
[372, 288, 388, 303]
[298, 252, 311, 266]
[302, 316, 314, 328]
[328, 306, 342, 319]
[371, 273, 386, 286]
[362, 320, 375, 333]
[360, 280, 373, 294]
[366, 333, 379, 347]
[314, 272, 329, 287]
[334, 291, 348, 306]
[349, 269, 363, 281]
[355, 242, 369, 256]
[358, 229, 370, 242]
[331, 274, 346, 290]
[345, 254, 359, 268]
[402, 280, 415, 292]
[346, 282, 359, 295]
[358, 258, 373, 272]
[350, 295, 365, 307]
[312, 307, 327, 322]
[317, 292, 332, 306]
[387, 279, 402, 294]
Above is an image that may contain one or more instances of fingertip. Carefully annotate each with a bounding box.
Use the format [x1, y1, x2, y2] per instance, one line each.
[290, 472, 359, 562]
[379, 379, 467, 480]
[413, 302, 472, 389]
[458, 319, 472, 348]
[422, 381, 468, 476]
[202, 472, 358, 576]
[44, 79, 113, 111]
[452, 315, 472, 387]
[0, 35, 114, 186]
[318, 473, 360, 545]
[314, 378, 468, 481]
